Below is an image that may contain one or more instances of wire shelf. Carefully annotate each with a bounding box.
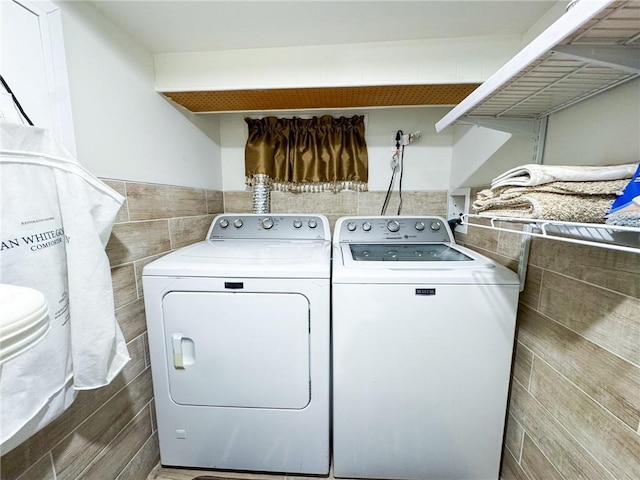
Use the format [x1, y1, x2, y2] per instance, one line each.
[463, 214, 640, 254]
[436, 0, 640, 132]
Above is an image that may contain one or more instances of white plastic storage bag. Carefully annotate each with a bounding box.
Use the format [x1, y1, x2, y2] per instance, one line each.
[0, 122, 129, 452]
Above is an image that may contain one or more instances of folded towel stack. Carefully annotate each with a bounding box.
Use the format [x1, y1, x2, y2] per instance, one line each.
[474, 163, 639, 224]
[473, 190, 617, 223]
[490, 163, 638, 189]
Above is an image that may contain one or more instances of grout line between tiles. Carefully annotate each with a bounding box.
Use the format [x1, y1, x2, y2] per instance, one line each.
[512, 412, 525, 464]
[49, 451, 58, 480]
[527, 353, 535, 391]
[123, 181, 131, 223]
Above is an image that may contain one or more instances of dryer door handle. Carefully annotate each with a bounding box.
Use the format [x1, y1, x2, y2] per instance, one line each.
[172, 333, 185, 369]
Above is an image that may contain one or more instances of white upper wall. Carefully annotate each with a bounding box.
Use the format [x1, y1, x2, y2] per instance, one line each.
[544, 78, 640, 166]
[365, 108, 453, 192]
[154, 36, 522, 94]
[57, 2, 222, 189]
[449, 125, 512, 190]
[521, 1, 570, 46]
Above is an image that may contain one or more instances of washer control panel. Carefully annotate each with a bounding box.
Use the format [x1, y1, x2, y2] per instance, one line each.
[208, 214, 329, 240]
[336, 217, 453, 243]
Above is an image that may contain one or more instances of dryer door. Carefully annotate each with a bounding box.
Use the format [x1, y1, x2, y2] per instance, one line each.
[162, 291, 310, 409]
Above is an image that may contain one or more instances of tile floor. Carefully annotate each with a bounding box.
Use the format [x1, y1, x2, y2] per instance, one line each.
[148, 463, 341, 480]
[148, 462, 512, 480]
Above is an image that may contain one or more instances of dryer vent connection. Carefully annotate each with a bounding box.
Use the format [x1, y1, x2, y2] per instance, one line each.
[252, 174, 271, 213]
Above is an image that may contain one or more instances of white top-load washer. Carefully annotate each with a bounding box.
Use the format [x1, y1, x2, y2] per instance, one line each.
[143, 214, 331, 474]
[332, 216, 519, 480]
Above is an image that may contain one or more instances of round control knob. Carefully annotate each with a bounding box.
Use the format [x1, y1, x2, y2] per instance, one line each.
[293, 219, 302, 229]
[430, 221, 441, 231]
[219, 219, 229, 228]
[233, 219, 244, 228]
[362, 222, 372, 232]
[415, 221, 425, 231]
[347, 222, 357, 232]
[387, 220, 400, 232]
[308, 219, 318, 229]
[261, 217, 274, 229]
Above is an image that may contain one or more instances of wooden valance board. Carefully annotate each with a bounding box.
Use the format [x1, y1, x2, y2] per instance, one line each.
[161, 84, 481, 113]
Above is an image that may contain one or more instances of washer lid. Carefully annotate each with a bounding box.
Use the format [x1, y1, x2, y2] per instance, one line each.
[333, 243, 519, 285]
[143, 239, 331, 278]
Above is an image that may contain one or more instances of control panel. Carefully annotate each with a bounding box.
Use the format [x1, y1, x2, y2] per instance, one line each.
[336, 217, 453, 243]
[207, 214, 329, 240]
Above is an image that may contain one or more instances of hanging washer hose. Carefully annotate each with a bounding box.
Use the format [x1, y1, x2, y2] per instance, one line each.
[381, 130, 402, 215]
[396, 143, 405, 215]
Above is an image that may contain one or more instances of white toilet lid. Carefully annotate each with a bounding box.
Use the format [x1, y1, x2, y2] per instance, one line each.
[0, 284, 50, 365]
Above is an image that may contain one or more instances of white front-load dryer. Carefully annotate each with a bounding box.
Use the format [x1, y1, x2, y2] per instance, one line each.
[331, 216, 520, 480]
[143, 214, 331, 474]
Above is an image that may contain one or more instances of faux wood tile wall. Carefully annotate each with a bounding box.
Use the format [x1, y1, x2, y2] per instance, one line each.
[0, 180, 224, 480]
[455, 220, 640, 480]
[223, 190, 448, 228]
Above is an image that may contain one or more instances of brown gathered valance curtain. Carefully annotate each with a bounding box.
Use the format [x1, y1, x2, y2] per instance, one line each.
[244, 115, 368, 192]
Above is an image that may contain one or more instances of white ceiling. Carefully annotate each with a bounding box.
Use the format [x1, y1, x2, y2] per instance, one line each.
[89, 1, 561, 54]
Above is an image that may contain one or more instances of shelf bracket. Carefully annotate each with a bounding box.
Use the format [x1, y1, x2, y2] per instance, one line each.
[460, 117, 539, 137]
[551, 45, 640, 74]
[461, 116, 547, 165]
[517, 226, 532, 293]
[532, 116, 547, 166]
